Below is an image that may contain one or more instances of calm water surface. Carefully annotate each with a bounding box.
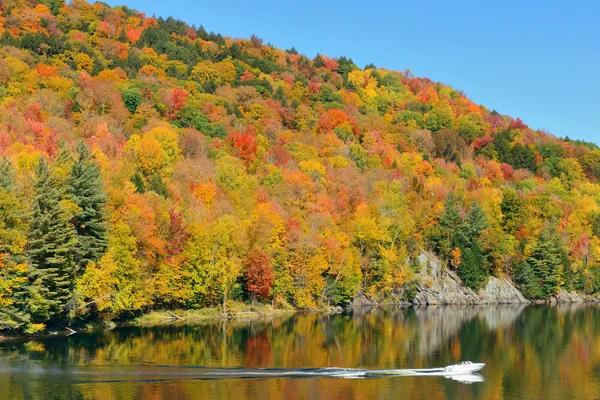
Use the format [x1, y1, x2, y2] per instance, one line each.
[1, 305, 599, 399]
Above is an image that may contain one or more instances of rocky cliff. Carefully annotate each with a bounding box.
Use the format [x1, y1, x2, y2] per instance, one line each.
[351, 252, 599, 307]
[413, 252, 530, 305]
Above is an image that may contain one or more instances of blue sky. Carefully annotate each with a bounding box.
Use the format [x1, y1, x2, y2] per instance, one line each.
[105, 0, 600, 144]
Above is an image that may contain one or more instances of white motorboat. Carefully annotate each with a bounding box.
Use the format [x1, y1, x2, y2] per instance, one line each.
[369, 361, 485, 377]
[441, 361, 486, 375]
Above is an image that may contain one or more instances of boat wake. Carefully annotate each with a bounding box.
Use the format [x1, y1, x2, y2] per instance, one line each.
[0, 362, 485, 384]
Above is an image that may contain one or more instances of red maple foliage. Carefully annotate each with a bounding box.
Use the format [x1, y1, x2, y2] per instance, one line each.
[473, 135, 494, 150]
[510, 117, 528, 130]
[245, 249, 274, 302]
[165, 88, 189, 119]
[229, 129, 258, 166]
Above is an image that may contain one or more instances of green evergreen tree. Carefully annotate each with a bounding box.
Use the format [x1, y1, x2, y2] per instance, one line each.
[26, 157, 77, 323]
[430, 193, 461, 259]
[514, 260, 542, 298]
[313, 53, 325, 68]
[149, 174, 169, 197]
[456, 204, 490, 290]
[459, 241, 488, 291]
[130, 172, 146, 193]
[67, 142, 108, 274]
[459, 204, 489, 246]
[430, 196, 490, 291]
[527, 228, 563, 299]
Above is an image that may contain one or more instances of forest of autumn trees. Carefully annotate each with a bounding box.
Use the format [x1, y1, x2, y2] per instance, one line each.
[1, 0, 600, 332]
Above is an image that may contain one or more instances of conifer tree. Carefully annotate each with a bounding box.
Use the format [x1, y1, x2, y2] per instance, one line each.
[527, 228, 563, 298]
[27, 157, 77, 322]
[67, 142, 108, 273]
[514, 260, 543, 299]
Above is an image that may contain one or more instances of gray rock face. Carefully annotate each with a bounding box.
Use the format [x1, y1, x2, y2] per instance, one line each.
[553, 290, 600, 303]
[350, 252, 599, 307]
[413, 252, 530, 305]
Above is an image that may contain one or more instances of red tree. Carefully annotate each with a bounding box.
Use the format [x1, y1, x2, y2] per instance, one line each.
[245, 249, 274, 304]
[165, 88, 189, 118]
[230, 130, 257, 166]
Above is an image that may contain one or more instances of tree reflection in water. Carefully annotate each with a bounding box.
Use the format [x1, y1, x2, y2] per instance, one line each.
[1, 304, 599, 399]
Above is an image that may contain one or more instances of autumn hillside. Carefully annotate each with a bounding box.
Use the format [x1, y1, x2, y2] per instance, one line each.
[1, 0, 600, 331]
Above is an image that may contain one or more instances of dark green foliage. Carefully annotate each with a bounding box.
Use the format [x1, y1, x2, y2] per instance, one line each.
[337, 56, 358, 87]
[492, 130, 537, 172]
[493, 130, 514, 162]
[66, 143, 108, 273]
[121, 88, 144, 113]
[430, 192, 461, 260]
[313, 54, 325, 68]
[430, 195, 490, 291]
[0, 31, 18, 47]
[274, 86, 288, 106]
[510, 143, 537, 171]
[525, 228, 564, 299]
[461, 205, 489, 246]
[0, 156, 16, 192]
[19, 33, 70, 56]
[456, 205, 490, 290]
[131, 172, 146, 193]
[459, 242, 488, 291]
[514, 260, 542, 298]
[250, 58, 278, 74]
[125, 49, 144, 76]
[149, 174, 169, 197]
[26, 158, 77, 322]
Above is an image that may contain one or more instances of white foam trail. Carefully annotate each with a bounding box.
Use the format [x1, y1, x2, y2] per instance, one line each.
[0, 365, 485, 383]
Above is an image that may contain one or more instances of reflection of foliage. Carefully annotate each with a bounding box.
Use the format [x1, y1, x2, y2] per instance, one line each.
[3, 306, 599, 399]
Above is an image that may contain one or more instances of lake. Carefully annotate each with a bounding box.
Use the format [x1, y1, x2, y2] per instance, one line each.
[0, 304, 599, 399]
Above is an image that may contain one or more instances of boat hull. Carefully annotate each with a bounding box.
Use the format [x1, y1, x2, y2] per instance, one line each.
[362, 363, 485, 377]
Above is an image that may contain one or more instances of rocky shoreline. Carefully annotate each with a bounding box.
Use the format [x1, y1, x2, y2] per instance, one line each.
[351, 252, 600, 307]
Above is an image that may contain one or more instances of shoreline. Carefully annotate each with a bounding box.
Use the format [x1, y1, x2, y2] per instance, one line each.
[1, 300, 599, 344]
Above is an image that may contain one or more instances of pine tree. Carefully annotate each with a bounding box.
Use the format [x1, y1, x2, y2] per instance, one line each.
[431, 193, 461, 259]
[514, 260, 542, 298]
[459, 241, 488, 291]
[527, 228, 563, 299]
[27, 157, 77, 322]
[457, 203, 489, 248]
[67, 142, 108, 273]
